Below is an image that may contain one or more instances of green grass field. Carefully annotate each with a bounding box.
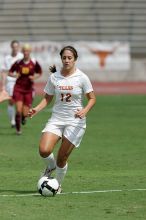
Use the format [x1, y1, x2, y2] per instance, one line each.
[0, 95, 146, 220]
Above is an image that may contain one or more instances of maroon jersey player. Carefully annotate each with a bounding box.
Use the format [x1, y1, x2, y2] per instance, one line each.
[9, 44, 42, 134]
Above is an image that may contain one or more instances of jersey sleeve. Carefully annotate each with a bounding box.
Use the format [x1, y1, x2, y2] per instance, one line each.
[82, 74, 93, 94]
[9, 61, 18, 73]
[44, 76, 55, 95]
[35, 61, 42, 74]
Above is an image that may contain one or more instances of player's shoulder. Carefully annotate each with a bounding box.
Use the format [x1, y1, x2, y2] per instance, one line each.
[30, 58, 41, 67]
[30, 57, 37, 65]
[17, 52, 23, 59]
[75, 68, 90, 80]
[48, 71, 61, 85]
[50, 70, 61, 79]
[15, 58, 23, 65]
[4, 54, 11, 61]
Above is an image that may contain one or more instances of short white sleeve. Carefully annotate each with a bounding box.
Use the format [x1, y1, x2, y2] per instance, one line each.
[82, 74, 93, 94]
[44, 76, 55, 95]
[1, 58, 7, 71]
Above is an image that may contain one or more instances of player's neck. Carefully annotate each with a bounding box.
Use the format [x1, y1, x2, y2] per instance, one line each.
[61, 66, 76, 77]
[23, 57, 31, 64]
[11, 52, 17, 57]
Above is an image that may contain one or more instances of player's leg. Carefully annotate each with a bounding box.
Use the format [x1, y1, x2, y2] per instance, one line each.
[39, 132, 61, 176]
[55, 125, 85, 188]
[13, 89, 23, 134]
[7, 99, 16, 127]
[15, 101, 23, 134]
[56, 137, 75, 186]
[22, 105, 29, 125]
[22, 92, 33, 125]
[6, 83, 16, 127]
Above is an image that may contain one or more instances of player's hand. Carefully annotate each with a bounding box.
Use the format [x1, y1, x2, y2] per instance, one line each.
[2, 86, 6, 91]
[27, 108, 36, 118]
[0, 90, 11, 103]
[74, 108, 87, 119]
[29, 75, 35, 81]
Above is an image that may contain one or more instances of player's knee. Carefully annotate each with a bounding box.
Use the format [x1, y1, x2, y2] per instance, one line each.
[9, 100, 13, 105]
[16, 108, 22, 114]
[56, 155, 67, 168]
[39, 145, 52, 158]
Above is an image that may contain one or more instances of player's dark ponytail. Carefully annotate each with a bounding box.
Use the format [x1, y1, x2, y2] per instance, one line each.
[49, 65, 57, 73]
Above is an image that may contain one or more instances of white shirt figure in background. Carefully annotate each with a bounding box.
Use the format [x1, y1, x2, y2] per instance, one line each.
[1, 40, 23, 127]
[28, 46, 96, 194]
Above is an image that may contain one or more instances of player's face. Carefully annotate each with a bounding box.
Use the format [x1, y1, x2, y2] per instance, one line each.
[23, 49, 31, 60]
[61, 50, 76, 70]
[11, 43, 19, 55]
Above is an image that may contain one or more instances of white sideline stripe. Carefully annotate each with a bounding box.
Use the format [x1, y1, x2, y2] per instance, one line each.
[0, 188, 146, 197]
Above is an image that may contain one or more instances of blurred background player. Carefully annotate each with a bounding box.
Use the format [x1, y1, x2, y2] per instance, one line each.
[1, 40, 23, 127]
[28, 46, 96, 192]
[9, 43, 42, 134]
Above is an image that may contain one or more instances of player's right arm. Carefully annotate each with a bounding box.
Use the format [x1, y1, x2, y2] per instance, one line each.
[1, 70, 7, 90]
[1, 57, 8, 90]
[8, 61, 19, 78]
[28, 94, 54, 118]
[28, 74, 55, 118]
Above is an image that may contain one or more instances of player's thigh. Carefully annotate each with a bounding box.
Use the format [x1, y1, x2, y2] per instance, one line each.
[23, 92, 33, 109]
[63, 125, 85, 148]
[39, 132, 61, 157]
[22, 105, 30, 116]
[13, 89, 24, 107]
[8, 99, 14, 105]
[15, 101, 23, 113]
[57, 137, 75, 167]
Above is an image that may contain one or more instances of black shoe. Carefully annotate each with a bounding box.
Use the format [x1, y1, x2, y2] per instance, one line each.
[16, 130, 22, 135]
[11, 124, 16, 128]
[21, 117, 27, 125]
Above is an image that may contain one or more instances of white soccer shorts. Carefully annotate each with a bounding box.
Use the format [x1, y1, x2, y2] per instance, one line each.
[42, 121, 86, 148]
[6, 76, 16, 96]
[6, 81, 15, 96]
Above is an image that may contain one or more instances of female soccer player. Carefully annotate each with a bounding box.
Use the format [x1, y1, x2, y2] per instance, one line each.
[28, 46, 96, 192]
[1, 40, 23, 127]
[9, 44, 42, 134]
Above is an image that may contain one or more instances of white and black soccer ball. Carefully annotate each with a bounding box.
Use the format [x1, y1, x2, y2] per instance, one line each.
[37, 176, 59, 197]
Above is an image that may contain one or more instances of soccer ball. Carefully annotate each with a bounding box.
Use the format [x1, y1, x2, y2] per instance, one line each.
[37, 176, 59, 197]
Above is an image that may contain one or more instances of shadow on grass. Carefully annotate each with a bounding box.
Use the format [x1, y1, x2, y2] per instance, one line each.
[0, 126, 16, 136]
[0, 132, 17, 136]
[0, 189, 37, 194]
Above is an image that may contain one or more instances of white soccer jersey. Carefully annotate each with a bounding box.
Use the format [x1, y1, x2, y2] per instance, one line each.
[2, 52, 23, 82]
[44, 68, 93, 127]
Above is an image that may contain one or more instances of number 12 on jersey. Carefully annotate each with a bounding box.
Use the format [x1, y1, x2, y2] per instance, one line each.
[61, 93, 72, 102]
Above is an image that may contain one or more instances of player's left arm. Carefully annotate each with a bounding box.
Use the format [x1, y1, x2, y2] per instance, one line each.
[8, 61, 19, 78]
[29, 61, 42, 80]
[29, 73, 41, 80]
[75, 91, 96, 119]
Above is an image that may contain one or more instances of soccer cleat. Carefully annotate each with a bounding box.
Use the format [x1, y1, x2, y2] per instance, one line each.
[21, 117, 27, 125]
[11, 124, 16, 128]
[57, 186, 62, 194]
[16, 130, 22, 135]
[41, 167, 56, 178]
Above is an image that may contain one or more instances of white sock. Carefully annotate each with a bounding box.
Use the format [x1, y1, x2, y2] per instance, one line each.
[7, 105, 15, 125]
[42, 153, 56, 171]
[56, 163, 68, 185]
